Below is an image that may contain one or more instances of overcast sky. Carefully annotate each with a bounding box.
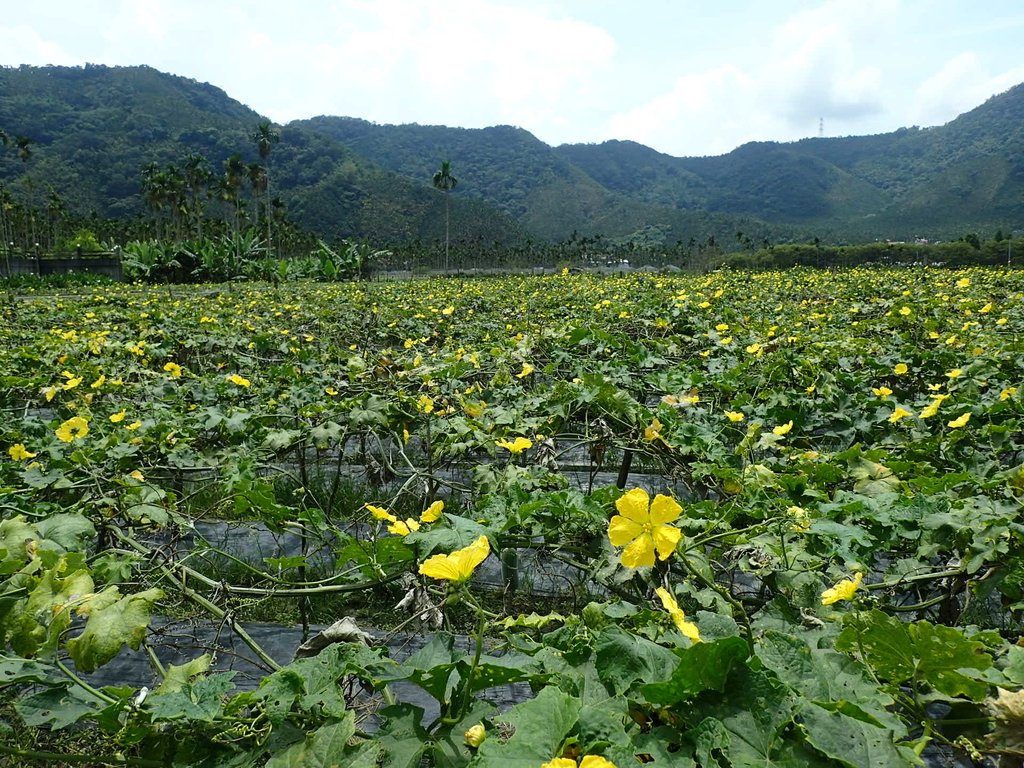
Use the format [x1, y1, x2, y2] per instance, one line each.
[2, 0, 1023, 157]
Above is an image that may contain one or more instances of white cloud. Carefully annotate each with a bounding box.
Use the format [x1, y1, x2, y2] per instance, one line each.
[0, 25, 76, 67]
[604, 0, 902, 156]
[910, 52, 1024, 126]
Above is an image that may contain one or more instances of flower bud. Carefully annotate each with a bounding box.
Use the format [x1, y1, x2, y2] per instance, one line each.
[464, 724, 486, 748]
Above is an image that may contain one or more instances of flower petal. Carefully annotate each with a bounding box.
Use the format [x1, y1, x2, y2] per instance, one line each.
[607, 515, 643, 547]
[649, 494, 682, 525]
[620, 534, 655, 569]
[615, 487, 650, 523]
[420, 500, 444, 523]
[652, 524, 682, 560]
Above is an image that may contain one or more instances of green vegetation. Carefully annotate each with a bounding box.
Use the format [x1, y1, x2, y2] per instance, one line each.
[2, 268, 1024, 765]
[2, 64, 1022, 256]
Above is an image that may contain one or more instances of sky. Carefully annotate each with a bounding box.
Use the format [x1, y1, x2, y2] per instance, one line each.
[2, 0, 1024, 157]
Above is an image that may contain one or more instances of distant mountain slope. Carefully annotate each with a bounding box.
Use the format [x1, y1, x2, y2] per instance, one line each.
[0, 64, 523, 243]
[1, 64, 1022, 245]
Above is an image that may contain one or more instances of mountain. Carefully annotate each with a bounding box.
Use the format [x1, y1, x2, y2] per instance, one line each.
[1, 63, 1022, 247]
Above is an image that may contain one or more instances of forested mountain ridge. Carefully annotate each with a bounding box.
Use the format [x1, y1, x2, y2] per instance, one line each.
[1, 63, 1021, 247]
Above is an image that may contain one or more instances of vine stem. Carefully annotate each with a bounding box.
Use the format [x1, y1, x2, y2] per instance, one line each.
[677, 551, 754, 655]
[0, 744, 165, 767]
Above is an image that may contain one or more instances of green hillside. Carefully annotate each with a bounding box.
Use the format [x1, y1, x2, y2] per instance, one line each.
[1, 64, 1022, 248]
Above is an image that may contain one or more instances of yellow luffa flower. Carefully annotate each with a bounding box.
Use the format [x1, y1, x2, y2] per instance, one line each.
[109, 410, 127, 423]
[724, 410, 744, 422]
[463, 724, 486, 748]
[369, 501, 444, 535]
[416, 394, 435, 413]
[643, 418, 663, 441]
[515, 362, 534, 378]
[419, 535, 490, 582]
[608, 488, 682, 568]
[163, 362, 183, 378]
[888, 407, 912, 424]
[821, 572, 864, 605]
[496, 436, 533, 454]
[227, 373, 251, 388]
[1000, 387, 1017, 401]
[948, 412, 971, 429]
[541, 757, 617, 768]
[772, 420, 793, 436]
[894, 363, 909, 375]
[655, 587, 700, 642]
[55, 416, 89, 442]
[8, 443, 37, 460]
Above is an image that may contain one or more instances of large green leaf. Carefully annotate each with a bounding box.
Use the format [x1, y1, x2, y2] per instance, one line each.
[66, 587, 164, 673]
[265, 713, 356, 768]
[473, 685, 581, 767]
[757, 631, 902, 733]
[836, 610, 993, 700]
[700, 666, 797, 768]
[641, 636, 749, 706]
[798, 703, 918, 767]
[594, 625, 680, 695]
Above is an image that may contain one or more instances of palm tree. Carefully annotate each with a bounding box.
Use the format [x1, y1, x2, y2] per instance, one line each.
[250, 121, 280, 253]
[432, 160, 458, 273]
[14, 137, 36, 252]
[222, 153, 246, 234]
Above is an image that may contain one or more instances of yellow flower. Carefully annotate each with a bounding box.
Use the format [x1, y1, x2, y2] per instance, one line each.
[109, 410, 127, 423]
[542, 761, 577, 768]
[367, 504, 395, 521]
[442, 305, 456, 316]
[420, 500, 445, 523]
[62, 376, 83, 391]
[888, 407, 912, 423]
[724, 410, 744, 422]
[128, 470, 145, 481]
[919, 403, 940, 419]
[956, 277, 971, 288]
[608, 488, 682, 568]
[8, 443, 37, 461]
[894, 363, 909, 375]
[946, 368, 963, 379]
[745, 342, 762, 354]
[464, 724, 486, 748]
[325, 387, 338, 396]
[90, 375, 106, 389]
[948, 412, 971, 429]
[785, 506, 810, 533]
[496, 437, 533, 454]
[655, 587, 700, 642]
[125, 420, 142, 431]
[898, 306, 912, 316]
[772, 420, 793, 436]
[871, 386, 892, 399]
[1000, 387, 1017, 401]
[516, 362, 534, 378]
[389, 518, 421, 536]
[417, 394, 435, 413]
[227, 373, 251, 388]
[821, 572, 863, 605]
[163, 362, 183, 378]
[419, 535, 490, 582]
[643, 418, 663, 441]
[55, 416, 89, 443]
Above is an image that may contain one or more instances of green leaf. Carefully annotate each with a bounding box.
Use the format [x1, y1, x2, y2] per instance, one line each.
[836, 610, 993, 700]
[15, 684, 102, 729]
[154, 653, 213, 694]
[848, 457, 900, 497]
[474, 685, 581, 767]
[145, 672, 235, 723]
[757, 631, 903, 733]
[641, 637, 749, 706]
[66, 587, 163, 673]
[701, 666, 797, 768]
[265, 712, 356, 768]
[34, 513, 96, 551]
[798, 703, 918, 767]
[595, 625, 680, 695]
[374, 703, 428, 768]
